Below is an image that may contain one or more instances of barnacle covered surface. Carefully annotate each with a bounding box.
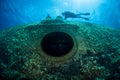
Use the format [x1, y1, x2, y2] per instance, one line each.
[0, 17, 120, 80]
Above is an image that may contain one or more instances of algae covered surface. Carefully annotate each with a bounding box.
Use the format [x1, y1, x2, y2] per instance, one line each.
[0, 18, 120, 80]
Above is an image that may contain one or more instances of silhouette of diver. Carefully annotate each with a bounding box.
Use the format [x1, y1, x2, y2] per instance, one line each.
[62, 11, 90, 20]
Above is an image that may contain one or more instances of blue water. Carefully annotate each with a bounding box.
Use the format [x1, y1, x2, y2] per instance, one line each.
[0, 0, 120, 30]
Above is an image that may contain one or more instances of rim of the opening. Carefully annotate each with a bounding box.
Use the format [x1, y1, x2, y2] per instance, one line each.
[39, 31, 78, 63]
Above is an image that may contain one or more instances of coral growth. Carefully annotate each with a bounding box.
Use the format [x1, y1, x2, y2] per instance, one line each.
[0, 18, 120, 79]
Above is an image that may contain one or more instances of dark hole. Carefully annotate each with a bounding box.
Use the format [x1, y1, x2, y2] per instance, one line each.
[41, 32, 74, 57]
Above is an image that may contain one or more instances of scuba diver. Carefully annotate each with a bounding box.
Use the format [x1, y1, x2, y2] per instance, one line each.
[62, 11, 90, 20]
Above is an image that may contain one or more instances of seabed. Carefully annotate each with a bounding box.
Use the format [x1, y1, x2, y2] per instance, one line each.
[0, 17, 120, 80]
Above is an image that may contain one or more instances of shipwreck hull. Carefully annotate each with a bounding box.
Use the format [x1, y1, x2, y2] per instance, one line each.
[0, 18, 120, 80]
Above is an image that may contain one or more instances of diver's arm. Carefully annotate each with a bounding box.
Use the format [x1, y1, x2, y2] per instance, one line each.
[65, 16, 67, 19]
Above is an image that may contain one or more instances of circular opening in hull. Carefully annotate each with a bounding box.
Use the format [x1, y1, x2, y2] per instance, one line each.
[41, 32, 74, 57]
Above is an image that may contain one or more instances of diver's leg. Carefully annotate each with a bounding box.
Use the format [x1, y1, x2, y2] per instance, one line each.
[78, 16, 89, 20]
[77, 13, 90, 15]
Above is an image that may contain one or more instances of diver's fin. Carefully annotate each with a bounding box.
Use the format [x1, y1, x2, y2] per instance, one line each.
[77, 13, 90, 15]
